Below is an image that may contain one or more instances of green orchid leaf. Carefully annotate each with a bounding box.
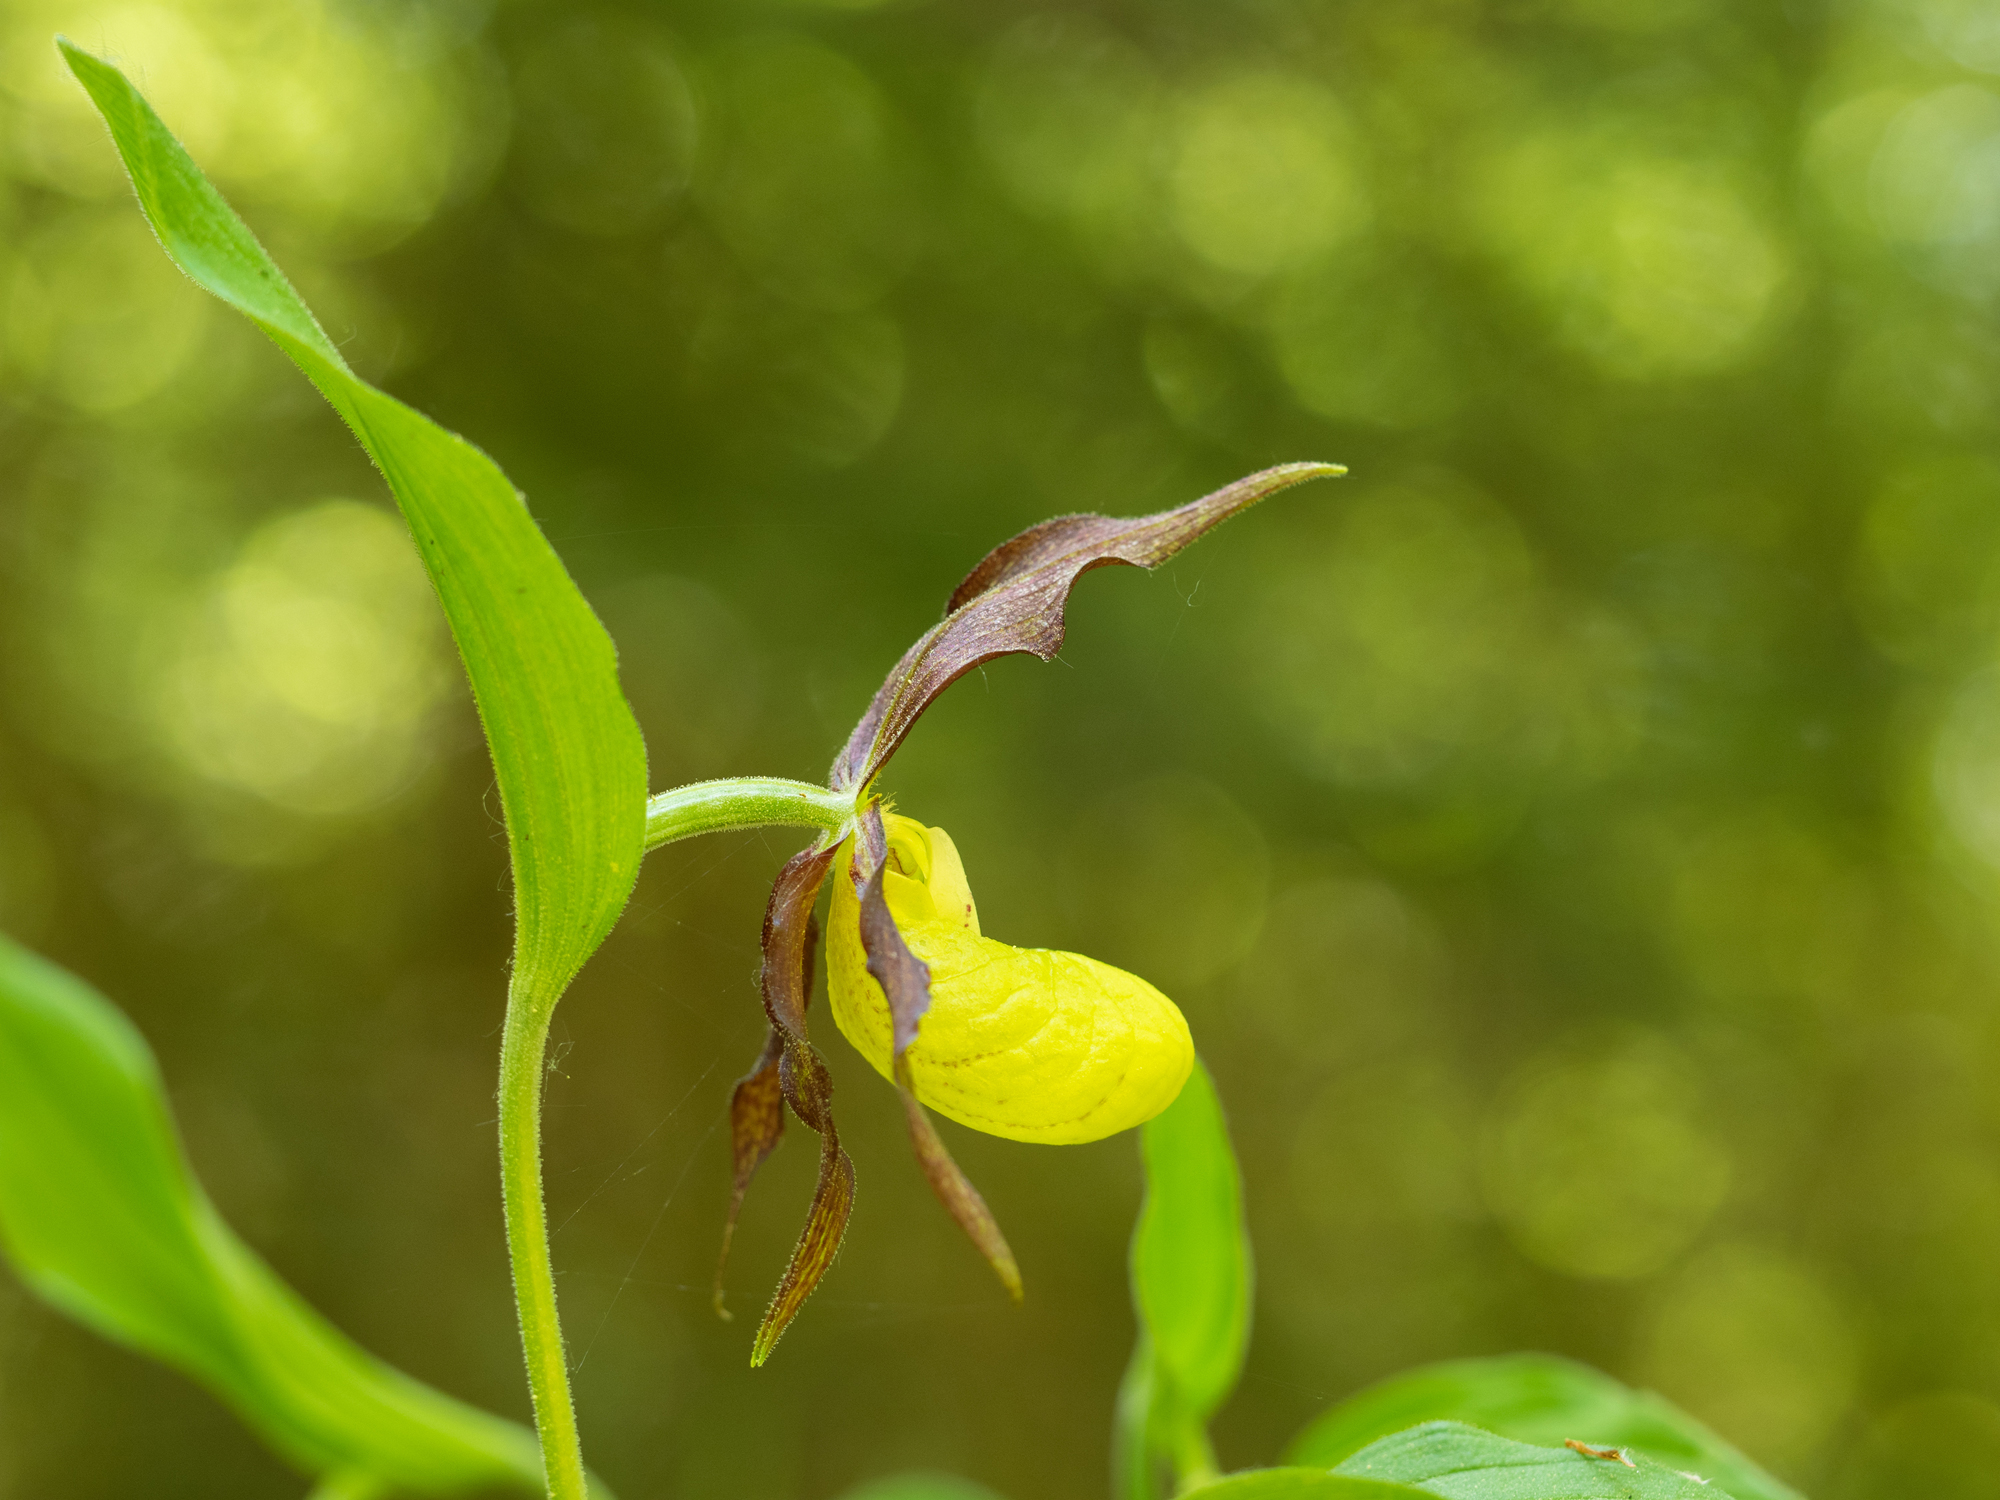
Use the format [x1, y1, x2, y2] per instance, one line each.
[1333, 1421, 1740, 1498]
[0, 932, 594, 1496]
[831, 1475, 1010, 1500]
[1117, 1058, 1252, 1498]
[59, 38, 647, 1032]
[1135, 1058, 1252, 1419]
[1286, 1355, 1796, 1500]
[1183, 1469, 1430, 1498]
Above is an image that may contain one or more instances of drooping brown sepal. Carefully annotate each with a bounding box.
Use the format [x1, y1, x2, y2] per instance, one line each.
[740, 842, 856, 1366]
[895, 1061, 1021, 1302]
[854, 805, 931, 1058]
[853, 802, 1022, 1300]
[714, 1027, 784, 1321]
[830, 462, 1343, 791]
[714, 913, 820, 1320]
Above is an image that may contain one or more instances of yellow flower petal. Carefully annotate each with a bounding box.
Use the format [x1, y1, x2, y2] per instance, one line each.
[829, 814, 1194, 1144]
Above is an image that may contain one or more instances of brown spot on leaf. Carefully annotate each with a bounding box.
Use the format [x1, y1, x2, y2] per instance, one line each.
[1565, 1439, 1636, 1468]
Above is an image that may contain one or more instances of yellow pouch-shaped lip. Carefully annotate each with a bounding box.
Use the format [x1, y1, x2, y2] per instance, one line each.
[828, 815, 1194, 1145]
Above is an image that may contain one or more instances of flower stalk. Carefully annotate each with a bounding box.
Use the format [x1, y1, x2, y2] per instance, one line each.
[499, 992, 588, 1500]
[644, 777, 854, 852]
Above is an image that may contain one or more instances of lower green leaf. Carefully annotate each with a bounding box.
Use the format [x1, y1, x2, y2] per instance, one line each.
[1184, 1468, 1431, 1498]
[1133, 1059, 1252, 1418]
[1116, 1336, 1166, 1500]
[1118, 1058, 1252, 1498]
[58, 38, 649, 1040]
[0, 932, 599, 1496]
[1333, 1421, 1739, 1498]
[1286, 1354, 1794, 1500]
[831, 1474, 1010, 1500]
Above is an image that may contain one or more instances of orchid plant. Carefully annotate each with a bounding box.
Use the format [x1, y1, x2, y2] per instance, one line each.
[0, 40, 1813, 1500]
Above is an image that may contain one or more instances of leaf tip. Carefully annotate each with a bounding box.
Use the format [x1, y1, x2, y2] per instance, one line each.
[53, 34, 102, 75]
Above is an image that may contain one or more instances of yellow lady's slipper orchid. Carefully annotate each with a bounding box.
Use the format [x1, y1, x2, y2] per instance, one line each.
[708, 461, 1340, 1363]
[827, 814, 1194, 1145]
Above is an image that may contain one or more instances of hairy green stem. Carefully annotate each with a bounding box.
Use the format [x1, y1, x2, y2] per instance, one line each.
[1113, 1339, 1219, 1500]
[499, 775, 855, 1498]
[1113, 1341, 1157, 1500]
[1171, 1428, 1220, 1495]
[644, 777, 853, 851]
[500, 993, 587, 1500]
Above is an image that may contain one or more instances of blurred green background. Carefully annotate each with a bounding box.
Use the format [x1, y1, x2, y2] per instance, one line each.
[2, 0, 1998, 1495]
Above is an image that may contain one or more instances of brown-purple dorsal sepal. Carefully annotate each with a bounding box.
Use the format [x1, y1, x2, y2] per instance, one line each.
[830, 462, 1342, 791]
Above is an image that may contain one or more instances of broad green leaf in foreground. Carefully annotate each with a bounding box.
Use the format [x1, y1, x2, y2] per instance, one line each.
[1184, 1468, 1430, 1498]
[1287, 1355, 1796, 1500]
[831, 1473, 1011, 1500]
[0, 933, 592, 1496]
[1333, 1421, 1738, 1499]
[58, 37, 647, 1031]
[1117, 1059, 1253, 1498]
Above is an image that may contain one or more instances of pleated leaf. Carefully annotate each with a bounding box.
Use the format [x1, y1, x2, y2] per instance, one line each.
[1133, 1060, 1251, 1417]
[1183, 1472, 1429, 1499]
[61, 39, 647, 1032]
[1287, 1355, 1795, 1500]
[0, 933, 595, 1496]
[1117, 1059, 1252, 1499]
[1333, 1422, 1742, 1498]
[832, 1476, 1011, 1500]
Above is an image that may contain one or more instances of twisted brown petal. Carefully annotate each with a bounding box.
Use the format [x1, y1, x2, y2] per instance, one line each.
[713, 914, 819, 1320]
[895, 1060, 1022, 1302]
[754, 1051, 855, 1367]
[853, 806, 930, 1058]
[830, 462, 1343, 791]
[853, 803, 1021, 1299]
[742, 842, 856, 1367]
[713, 1028, 782, 1321]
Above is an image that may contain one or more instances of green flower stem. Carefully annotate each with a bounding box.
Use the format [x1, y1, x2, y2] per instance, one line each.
[1172, 1428, 1221, 1495]
[644, 777, 854, 851]
[497, 776, 854, 1500]
[499, 992, 587, 1500]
